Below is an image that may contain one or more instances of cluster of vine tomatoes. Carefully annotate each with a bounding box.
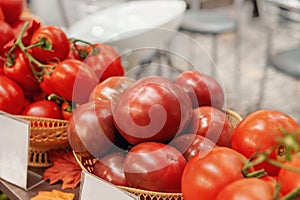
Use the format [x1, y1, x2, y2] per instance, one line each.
[0, 14, 124, 120]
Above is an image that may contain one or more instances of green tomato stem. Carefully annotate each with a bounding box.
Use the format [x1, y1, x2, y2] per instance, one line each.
[280, 186, 300, 200]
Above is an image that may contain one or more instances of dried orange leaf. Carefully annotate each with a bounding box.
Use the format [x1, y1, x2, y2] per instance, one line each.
[31, 189, 74, 200]
[43, 150, 82, 189]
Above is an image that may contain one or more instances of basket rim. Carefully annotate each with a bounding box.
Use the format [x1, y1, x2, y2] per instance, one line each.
[72, 151, 183, 196]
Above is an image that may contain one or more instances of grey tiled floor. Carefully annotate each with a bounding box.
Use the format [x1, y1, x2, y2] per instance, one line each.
[176, 1, 300, 123]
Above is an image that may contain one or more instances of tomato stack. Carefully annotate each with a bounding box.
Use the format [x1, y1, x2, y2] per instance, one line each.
[0, 2, 124, 120]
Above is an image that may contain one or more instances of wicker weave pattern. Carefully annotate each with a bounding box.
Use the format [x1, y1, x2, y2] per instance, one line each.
[73, 109, 242, 200]
[17, 116, 69, 167]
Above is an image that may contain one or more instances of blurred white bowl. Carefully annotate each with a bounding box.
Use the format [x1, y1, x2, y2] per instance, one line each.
[67, 0, 186, 67]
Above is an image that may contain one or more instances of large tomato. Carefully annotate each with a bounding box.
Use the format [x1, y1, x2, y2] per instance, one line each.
[174, 70, 224, 109]
[93, 151, 127, 187]
[278, 152, 300, 198]
[21, 100, 62, 119]
[30, 25, 70, 63]
[67, 100, 117, 158]
[0, 75, 25, 114]
[113, 76, 193, 145]
[0, 20, 15, 55]
[89, 76, 135, 102]
[188, 106, 235, 147]
[215, 178, 275, 200]
[85, 43, 124, 82]
[49, 59, 99, 104]
[170, 133, 216, 161]
[181, 147, 251, 200]
[231, 109, 299, 176]
[124, 142, 186, 193]
[0, 0, 24, 24]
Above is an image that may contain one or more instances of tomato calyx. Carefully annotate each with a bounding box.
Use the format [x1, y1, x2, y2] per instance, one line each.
[26, 37, 53, 51]
[68, 37, 99, 59]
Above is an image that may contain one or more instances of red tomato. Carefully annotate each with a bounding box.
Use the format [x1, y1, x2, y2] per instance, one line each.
[39, 67, 56, 95]
[170, 134, 217, 161]
[124, 142, 186, 193]
[113, 76, 193, 145]
[68, 42, 92, 61]
[89, 76, 135, 102]
[181, 147, 251, 200]
[0, 75, 25, 114]
[93, 152, 127, 187]
[215, 178, 275, 200]
[61, 101, 73, 121]
[0, 6, 4, 21]
[189, 106, 235, 147]
[67, 100, 117, 158]
[30, 25, 69, 63]
[278, 152, 300, 197]
[12, 18, 41, 46]
[0, 0, 24, 24]
[174, 71, 224, 109]
[49, 59, 99, 104]
[3, 50, 40, 92]
[21, 100, 62, 119]
[231, 109, 299, 176]
[85, 43, 124, 82]
[0, 20, 15, 55]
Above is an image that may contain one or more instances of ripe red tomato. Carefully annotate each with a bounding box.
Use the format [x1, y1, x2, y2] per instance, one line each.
[49, 59, 99, 104]
[68, 42, 92, 61]
[61, 101, 73, 121]
[174, 71, 224, 109]
[124, 142, 186, 193]
[0, 0, 24, 24]
[12, 18, 41, 46]
[3, 50, 40, 92]
[85, 43, 125, 82]
[21, 100, 62, 119]
[0, 75, 25, 114]
[215, 178, 275, 200]
[93, 151, 127, 187]
[113, 76, 193, 145]
[67, 100, 117, 158]
[170, 133, 217, 161]
[0, 20, 15, 55]
[30, 25, 70, 63]
[278, 152, 300, 197]
[189, 106, 235, 147]
[181, 147, 251, 200]
[89, 76, 135, 102]
[231, 109, 299, 176]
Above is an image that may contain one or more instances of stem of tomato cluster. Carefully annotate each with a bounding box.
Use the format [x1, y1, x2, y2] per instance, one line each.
[69, 37, 99, 55]
[280, 187, 300, 200]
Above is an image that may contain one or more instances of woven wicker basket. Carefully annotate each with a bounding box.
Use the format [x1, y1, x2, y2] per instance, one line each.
[73, 109, 242, 200]
[17, 115, 69, 167]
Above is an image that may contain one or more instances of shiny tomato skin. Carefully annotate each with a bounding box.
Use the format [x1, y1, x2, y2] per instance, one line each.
[215, 178, 275, 200]
[170, 133, 216, 161]
[67, 100, 116, 158]
[181, 147, 251, 200]
[3, 51, 40, 92]
[0, 75, 25, 114]
[89, 76, 135, 102]
[61, 101, 73, 121]
[85, 43, 124, 82]
[174, 71, 224, 109]
[93, 152, 127, 187]
[30, 25, 69, 63]
[278, 153, 300, 197]
[231, 109, 299, 176]
[0, 0, 24, 24]
[113, 76, 193, 145]
[21, 100, 62, 119]
[190, 106, 235, 147]
[50, 59, 99, 104]
[0, 20, 15, 54]
[124, 142, 186, 193]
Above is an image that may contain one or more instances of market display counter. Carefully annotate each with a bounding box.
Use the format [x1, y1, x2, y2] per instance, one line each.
[0, 167, 79, 200]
